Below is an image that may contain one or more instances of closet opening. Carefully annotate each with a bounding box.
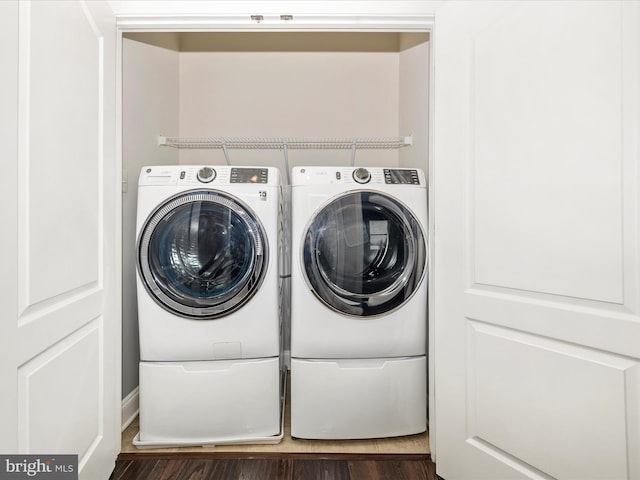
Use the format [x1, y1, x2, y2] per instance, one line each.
[120, 30, 431, 455]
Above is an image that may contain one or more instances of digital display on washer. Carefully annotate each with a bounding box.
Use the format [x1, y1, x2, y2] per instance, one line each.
[230, 168, 269, 184]
[384, 169, 420, 185]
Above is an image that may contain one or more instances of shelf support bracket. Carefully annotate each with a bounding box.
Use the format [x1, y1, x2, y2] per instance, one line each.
[350, 139, 357, 167]
[221, 138, 231, 165]
[283, 140, 291, 185]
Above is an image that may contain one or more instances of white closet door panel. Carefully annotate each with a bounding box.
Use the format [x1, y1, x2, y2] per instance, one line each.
[433, 1, 640, 479]
[471, 1, 623, 302]
[2, 2, 119, 479]
[469, 321, 634, 480]
[24, 1, 101, 307]
[18, 322, 101, 458]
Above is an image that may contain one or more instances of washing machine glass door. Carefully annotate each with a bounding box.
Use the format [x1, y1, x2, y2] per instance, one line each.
[302, 191, 426, 317]
[138, 190, 268, 319]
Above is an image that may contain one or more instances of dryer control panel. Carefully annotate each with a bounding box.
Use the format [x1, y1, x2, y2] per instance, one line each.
[292, 166, 424, 186]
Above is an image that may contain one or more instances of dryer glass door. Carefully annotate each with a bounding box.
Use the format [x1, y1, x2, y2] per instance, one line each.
[302, 191, 426, 317]
[137, 190, 268, 319]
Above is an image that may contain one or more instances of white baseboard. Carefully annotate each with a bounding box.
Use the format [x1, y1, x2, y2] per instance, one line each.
[121, 386, 139, 432]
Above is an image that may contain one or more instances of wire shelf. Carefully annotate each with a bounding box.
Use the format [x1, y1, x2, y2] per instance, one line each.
[158, 135, 412, 150]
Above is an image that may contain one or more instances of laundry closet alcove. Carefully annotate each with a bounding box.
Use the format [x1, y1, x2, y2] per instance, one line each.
[120, 28, 432, 454]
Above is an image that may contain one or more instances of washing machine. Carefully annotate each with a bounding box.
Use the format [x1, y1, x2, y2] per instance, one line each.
[134, 165, 284, 447]
[290, 166, 428, 439]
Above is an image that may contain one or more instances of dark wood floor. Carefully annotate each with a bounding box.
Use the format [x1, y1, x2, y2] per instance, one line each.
[110, 453, 441, 480]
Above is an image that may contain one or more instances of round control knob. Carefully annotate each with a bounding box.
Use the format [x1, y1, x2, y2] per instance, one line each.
[352, 167, 371, 184]
[197, 167, 216, 183]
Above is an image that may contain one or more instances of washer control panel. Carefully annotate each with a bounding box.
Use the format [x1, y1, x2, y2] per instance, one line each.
[139, 166, 278, 186]
[384, 169, 420, 185]
[230, 168, 269, 184]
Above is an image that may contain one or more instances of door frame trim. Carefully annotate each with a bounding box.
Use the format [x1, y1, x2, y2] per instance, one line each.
[114, 7, 437, 455]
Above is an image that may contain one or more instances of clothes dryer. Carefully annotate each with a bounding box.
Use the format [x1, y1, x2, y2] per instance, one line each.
[290, 166, 428, 439]
[134, 165, 284, 447]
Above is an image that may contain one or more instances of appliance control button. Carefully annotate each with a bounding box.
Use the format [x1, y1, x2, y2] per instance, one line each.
[197, 167, 216, 183]
[352, 168, 371, 184]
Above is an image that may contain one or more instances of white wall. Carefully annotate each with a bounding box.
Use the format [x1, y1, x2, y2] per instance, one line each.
[177, 50, 402, 174]
[108, 1, 443, 17]
[399, 34, 430, 176]
[122, 38, 179, 399]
